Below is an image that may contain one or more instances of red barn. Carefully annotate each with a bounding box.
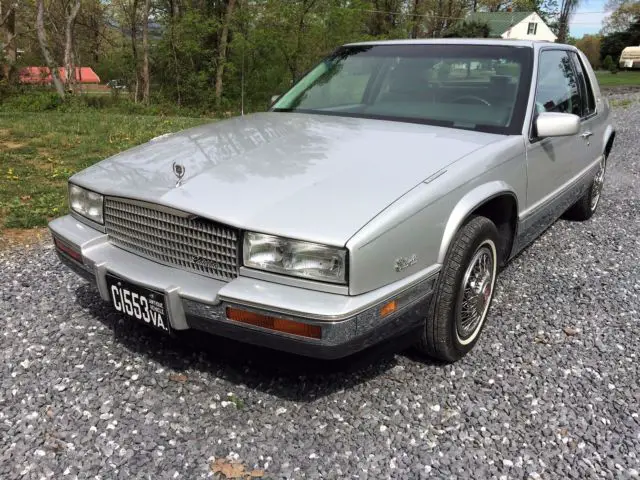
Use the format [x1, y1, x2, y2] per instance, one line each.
[19, 67, 101, 85]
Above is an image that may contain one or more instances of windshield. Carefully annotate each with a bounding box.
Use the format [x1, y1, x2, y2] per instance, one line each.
[272, 44, 534, 135]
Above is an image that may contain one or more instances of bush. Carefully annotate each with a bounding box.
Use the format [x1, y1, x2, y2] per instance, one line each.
[603, 55, 614, 71]
[603, 55, 619, 74]
[0, 89, 64, 112]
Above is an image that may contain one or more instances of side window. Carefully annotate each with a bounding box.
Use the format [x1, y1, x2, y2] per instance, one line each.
[570, 51, 596, 117]
[534, 50, 581, 117]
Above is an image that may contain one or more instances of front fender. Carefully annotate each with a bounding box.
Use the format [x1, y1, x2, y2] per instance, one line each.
[437, 181, 518, 263]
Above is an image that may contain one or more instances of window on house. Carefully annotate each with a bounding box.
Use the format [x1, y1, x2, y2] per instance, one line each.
[527, 23, 538, 35]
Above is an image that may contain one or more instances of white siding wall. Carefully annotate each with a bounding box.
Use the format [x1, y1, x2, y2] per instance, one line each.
[501, 13, 557, 42]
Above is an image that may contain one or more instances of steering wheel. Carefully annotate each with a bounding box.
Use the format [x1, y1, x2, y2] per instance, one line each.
[451, 95, 492, 107]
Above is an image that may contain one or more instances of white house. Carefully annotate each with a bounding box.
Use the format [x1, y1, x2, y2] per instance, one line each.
[465, 11, 558, 42]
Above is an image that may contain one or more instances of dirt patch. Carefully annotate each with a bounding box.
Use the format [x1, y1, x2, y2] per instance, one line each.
[1, 140, 26, 150]
[37, 147, 56, 158]
[0, 227, 50, 250]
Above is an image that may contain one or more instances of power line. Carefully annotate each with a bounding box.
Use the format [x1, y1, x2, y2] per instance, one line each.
[241, 3, 610, 26]
[353, 7, 610, 18]
[334, 8, 610, 25]
[247, 4, 611, 24]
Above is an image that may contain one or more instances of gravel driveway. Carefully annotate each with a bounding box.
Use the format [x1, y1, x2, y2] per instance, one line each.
[2, 98, 639, 480]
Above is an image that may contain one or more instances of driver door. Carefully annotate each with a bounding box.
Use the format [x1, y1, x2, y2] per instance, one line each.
[522, 49, 586, 239]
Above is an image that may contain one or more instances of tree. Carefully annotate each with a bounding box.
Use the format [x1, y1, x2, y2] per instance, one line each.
[1, 0, 17, 80]
[141, 0, 151, 104]
[64, 0, 82, 91]
[574, 34, 601, 69]
[600, 17, 640, 63]
[14, 0, 581, 111]
[410, 0, 425, 38]
[36, 0, 65, 97]
[478, 0, 509, 12]
[601, 0, 640, 34]
[367, 0, 403, 36]
[427, 0, 471, 38]
[514, 0, 559, 25]
[601, 31, 629, 63]
[557, 0, 581, 43]
[80, 0, 109, 64]
[253, 0, 328, 83]
[215, 0, 237, 108]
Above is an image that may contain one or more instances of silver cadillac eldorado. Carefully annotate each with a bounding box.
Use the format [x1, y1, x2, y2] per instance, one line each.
[49, 39, 615, 362]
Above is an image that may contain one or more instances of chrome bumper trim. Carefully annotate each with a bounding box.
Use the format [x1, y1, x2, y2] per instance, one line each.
[49, 214, 439, 355]
[185, 273, 436, 346]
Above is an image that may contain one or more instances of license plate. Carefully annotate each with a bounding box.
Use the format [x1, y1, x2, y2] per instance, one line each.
[106, 274, 170, 333]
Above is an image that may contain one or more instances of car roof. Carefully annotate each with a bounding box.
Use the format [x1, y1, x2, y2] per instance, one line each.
[343, 38, 571, 50]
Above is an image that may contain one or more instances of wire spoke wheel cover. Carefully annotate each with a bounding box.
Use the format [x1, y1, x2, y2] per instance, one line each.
[455, 240, 497, 345]
[590, 155, 607, 212]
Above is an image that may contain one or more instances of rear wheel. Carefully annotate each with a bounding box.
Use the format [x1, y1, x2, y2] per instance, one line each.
[564, 154, 607, 221]
[416, 216, 499, 362]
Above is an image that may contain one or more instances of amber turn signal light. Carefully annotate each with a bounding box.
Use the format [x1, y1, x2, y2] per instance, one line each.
[380, 300, 397, 318]
[226, 307, 322, 339]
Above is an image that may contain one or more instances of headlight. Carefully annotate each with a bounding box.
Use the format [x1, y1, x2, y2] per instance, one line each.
[243, 232, 347, 284]
[69, 184, 104, 224]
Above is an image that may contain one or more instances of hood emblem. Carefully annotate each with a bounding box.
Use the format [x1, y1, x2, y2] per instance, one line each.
[172, 162, 186, 187]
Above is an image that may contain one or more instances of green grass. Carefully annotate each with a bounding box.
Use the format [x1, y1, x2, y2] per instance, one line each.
[595, 70, 640, 87]
[0, 111, 209, 229]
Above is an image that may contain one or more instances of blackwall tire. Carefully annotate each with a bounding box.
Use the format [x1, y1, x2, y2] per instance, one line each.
[416, 216, 500, 362]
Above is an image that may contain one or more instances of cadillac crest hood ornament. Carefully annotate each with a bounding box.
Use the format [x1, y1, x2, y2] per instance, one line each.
[172, 162, 185, 187]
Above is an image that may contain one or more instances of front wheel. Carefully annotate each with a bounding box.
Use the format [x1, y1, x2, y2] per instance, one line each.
[416, 216, 499, 362]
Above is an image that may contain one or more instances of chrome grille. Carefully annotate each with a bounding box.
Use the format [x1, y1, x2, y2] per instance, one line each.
[104, 198, 239, 281]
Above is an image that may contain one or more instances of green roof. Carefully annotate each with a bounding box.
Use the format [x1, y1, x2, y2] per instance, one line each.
[465, 11, 534, 37]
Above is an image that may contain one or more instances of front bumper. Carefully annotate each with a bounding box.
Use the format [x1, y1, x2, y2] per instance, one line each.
[49, 215, 438, 359]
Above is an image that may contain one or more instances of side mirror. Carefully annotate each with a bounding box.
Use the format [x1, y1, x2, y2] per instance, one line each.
[270, 94, 280, 107]
[535, 112, 580, 138]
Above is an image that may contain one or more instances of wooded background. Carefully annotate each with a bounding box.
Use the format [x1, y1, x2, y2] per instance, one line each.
[1, 0, 638, 113]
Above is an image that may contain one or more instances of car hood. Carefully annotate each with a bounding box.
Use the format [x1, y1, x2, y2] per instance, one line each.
[72, 112, 502, 246]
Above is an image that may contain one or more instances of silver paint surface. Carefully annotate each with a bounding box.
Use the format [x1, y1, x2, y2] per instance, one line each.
[50, 40, 615, 352]
[70, 112, 502, 248]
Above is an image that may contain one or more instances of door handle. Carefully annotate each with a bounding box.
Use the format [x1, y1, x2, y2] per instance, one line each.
[581, 131, 593, 139]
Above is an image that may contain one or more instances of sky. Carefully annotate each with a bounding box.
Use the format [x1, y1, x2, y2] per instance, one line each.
[569, 0, 610, 37]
